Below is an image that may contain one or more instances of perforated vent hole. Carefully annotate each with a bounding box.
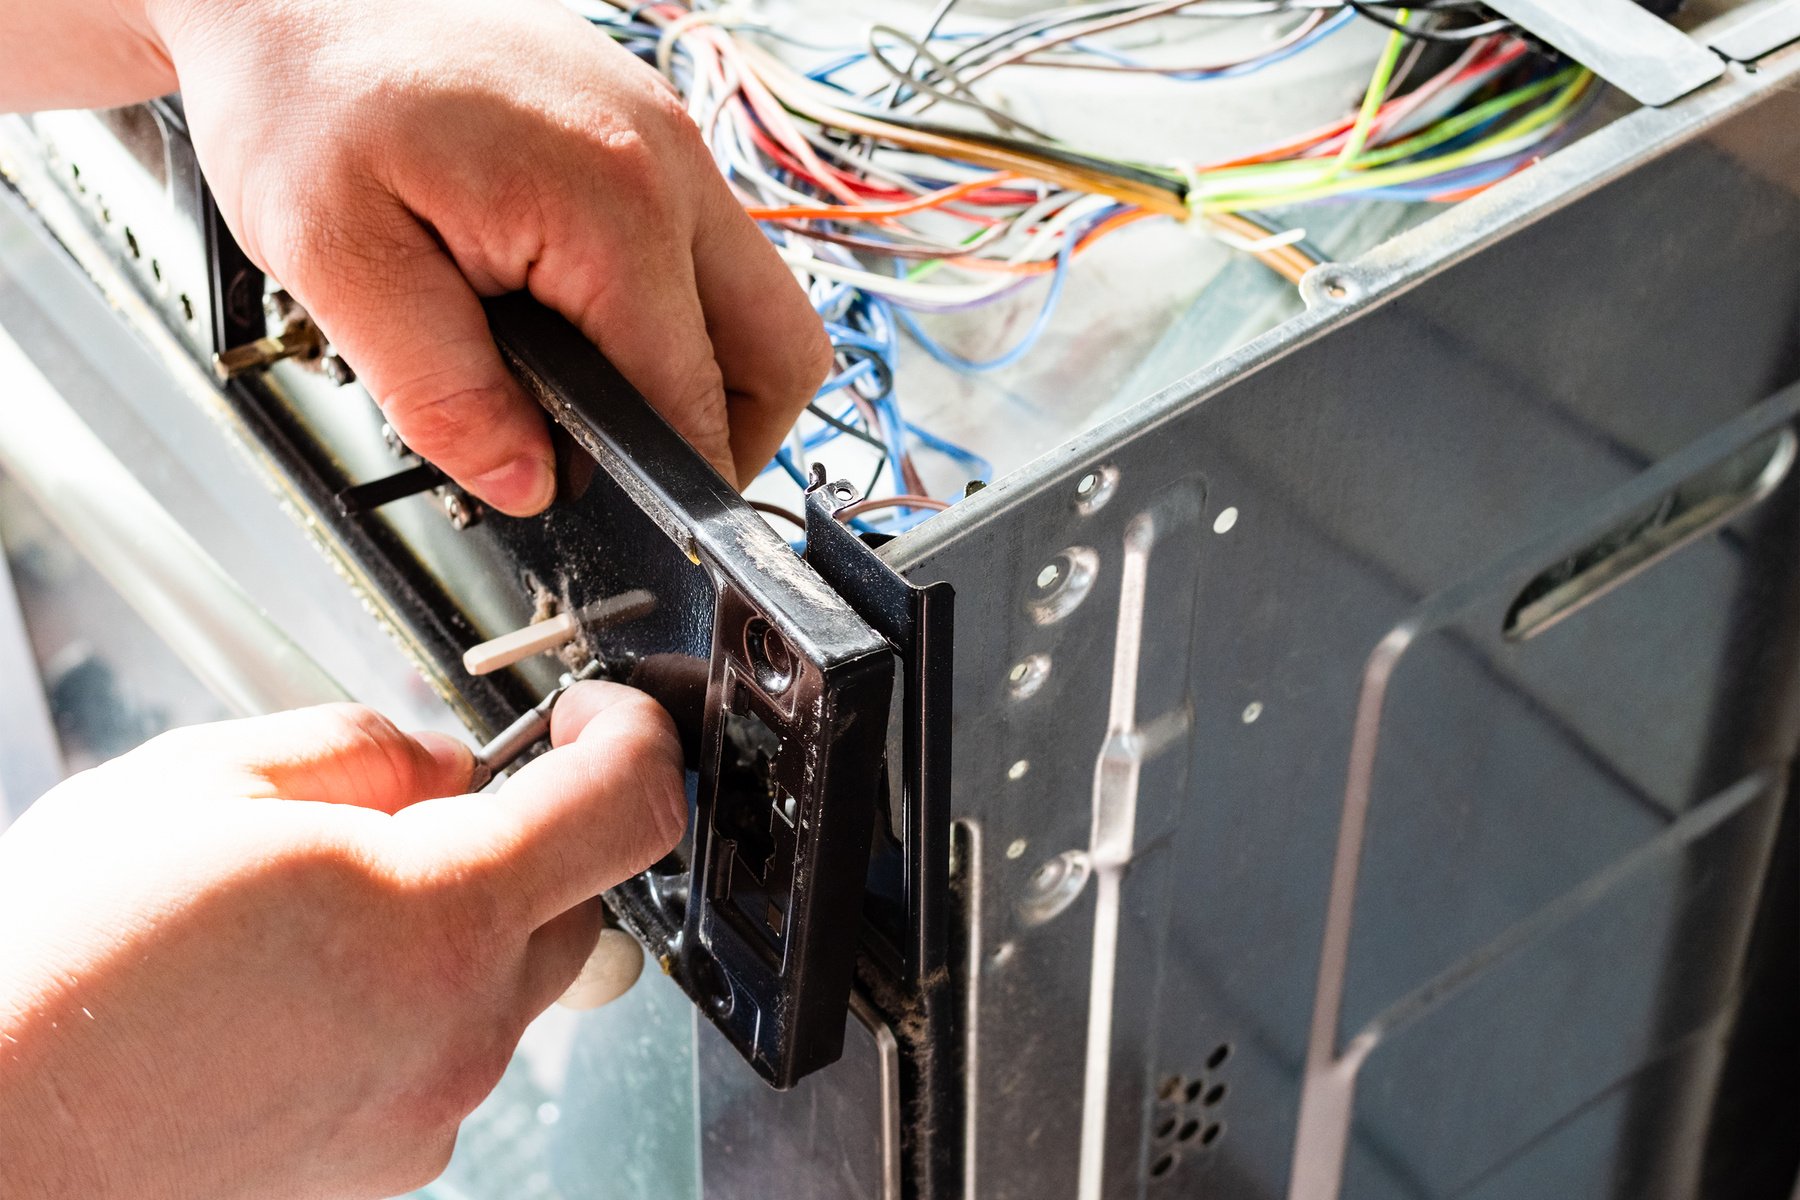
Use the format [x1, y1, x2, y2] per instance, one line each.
[1149, 1042, 1234, 1181]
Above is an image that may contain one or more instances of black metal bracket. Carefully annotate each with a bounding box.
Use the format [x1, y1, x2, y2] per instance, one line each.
[145, 96, 266, 359]
[802, 467, 961, 1198]
[801, 468, 955, 983]
[485, 295, 897, 1088]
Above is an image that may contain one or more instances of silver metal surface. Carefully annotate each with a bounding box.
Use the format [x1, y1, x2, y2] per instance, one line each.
[1706, 0, 1800, 59]
[890, 22, 1800, 1198]
[1484, 0, 1725, 105]
[0, 541, 61, 823]
[849, 991, 903, 1200]
[0, 324, 345, 717]
[0, 184, 469, 733]
[468, 662, 602, 790]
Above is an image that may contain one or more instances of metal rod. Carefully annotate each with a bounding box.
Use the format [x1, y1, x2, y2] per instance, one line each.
[467, 661, 602, 789]
[335, 462, 446, 515]
[461, 589, 656, 677]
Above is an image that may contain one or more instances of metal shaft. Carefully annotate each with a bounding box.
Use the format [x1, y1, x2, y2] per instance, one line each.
[468, 661, 602, 789]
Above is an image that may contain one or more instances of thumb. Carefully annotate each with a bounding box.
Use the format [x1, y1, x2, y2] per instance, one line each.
[277, 201, 557, 517]
[125, 704, 473, 813]
[398, 682, 687, 927]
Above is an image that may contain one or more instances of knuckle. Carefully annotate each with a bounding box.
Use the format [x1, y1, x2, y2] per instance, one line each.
[387, 1024, 516, 1141]
[130, 723, 208, 761]
[370, 1126, 460, 1197]
[318, 703, 422, 799]
[597, 126, 666, 204]
[796, 318, 835, 396]
[380, 375, 514, 462]
[608, 693, 683, 763]
[665, 355, 730, 449]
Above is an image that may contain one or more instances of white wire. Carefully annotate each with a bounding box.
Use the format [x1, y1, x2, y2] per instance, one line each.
[776, 249, 1018, 305]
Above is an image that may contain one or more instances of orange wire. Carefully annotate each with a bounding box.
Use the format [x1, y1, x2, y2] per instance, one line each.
[744, 172, 1018, 222]
[944, 207, 1154, 275]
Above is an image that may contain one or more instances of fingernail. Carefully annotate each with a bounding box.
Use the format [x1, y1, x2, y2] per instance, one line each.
[411, 731, 478, 795]
[470, 456, 557, 517]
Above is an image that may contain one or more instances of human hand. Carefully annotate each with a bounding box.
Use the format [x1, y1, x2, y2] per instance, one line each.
[143, 0, 831, 512]
[0, 682, 684, 1200]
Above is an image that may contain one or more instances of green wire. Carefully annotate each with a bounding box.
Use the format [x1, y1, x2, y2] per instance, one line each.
[1200, 69, 1592, 212]
[1177, 10, 1412, 207]
[1355, 67, 1578, 170]
[1327, 11, 1411, 180]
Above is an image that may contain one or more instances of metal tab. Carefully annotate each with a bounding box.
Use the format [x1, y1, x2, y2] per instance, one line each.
[1706, 0, 1800, 62]
[1484, 0, 1724, 105]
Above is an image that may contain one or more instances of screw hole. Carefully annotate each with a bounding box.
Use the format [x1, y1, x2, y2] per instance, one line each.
[1184, 1079, 1205, 1104]
[1154, 1115, 1177, 1140]
[1207, 1043, 1232, 1070]
[1007, 653, 1050, 700]
[1017, 849, 1092, 926]
[1203, 1083, 1226, 1106]
[743, 617, 795, 695]
[1178, 1119, 1201, 1142]
[1150, 1154, 1176, 1179]
[1072, 464, 1119, 514]
[1027, 547, 1098, 625]
[1200, 1123, 1223, 1147]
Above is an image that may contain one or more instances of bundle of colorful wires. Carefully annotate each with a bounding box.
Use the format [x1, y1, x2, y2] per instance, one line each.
[569, 0, 1597, 530]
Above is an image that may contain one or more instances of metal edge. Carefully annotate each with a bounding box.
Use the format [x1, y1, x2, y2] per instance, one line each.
[883, 30, 1791, 579]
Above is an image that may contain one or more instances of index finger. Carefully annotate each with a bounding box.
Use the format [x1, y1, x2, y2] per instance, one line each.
[276, 199, 559, 517]
[688, 170, 835, 484]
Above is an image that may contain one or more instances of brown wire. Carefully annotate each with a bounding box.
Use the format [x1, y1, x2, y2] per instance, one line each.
[1208, 211, 1319, 284]
[835, 495, 952, 521]
[740, 44, 1191, 219]
[750, 499, 808, 529]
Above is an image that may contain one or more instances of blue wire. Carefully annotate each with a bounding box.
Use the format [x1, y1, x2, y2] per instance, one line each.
[906, 422, 992, 481]
[806, 14, 1349, 87]
[1072, 9, 1354, 79]
[890, 233, 1074, 374]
